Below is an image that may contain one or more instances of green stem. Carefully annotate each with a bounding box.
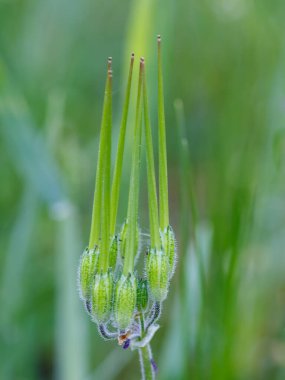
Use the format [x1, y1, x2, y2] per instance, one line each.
[142, 63, 160, 250]
[157, 35, 169, 231]
[123, 58, 144, 275]
[98, 66, 112, 271]
[89, 58, 112, 249]
[139, 345, 155, 380]
[138, 314, 155, 380]
[110, 54, 134, 236]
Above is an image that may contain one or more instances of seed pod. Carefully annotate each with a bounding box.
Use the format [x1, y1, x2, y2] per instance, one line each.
[114, 273, 137, 330]
[146, 249, 169, 302]
[78, 247, 99, 301]
[109, 235, 119, 270]
[91, 270, 113, 323]
[136, 279, 148, 312]
[161, 225, 176, 278]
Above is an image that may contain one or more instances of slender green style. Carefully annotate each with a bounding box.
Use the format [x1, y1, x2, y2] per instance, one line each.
[98, 66, 112, 271]
[142, 65, 160, 250]
[123, 58, 144, 275]
[110, 54, 134, 236]
[157, 35, 169, 230]
[89, 58, 113, 250]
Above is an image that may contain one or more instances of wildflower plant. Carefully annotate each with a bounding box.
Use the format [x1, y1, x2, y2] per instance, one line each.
[78, 36, 176, 380]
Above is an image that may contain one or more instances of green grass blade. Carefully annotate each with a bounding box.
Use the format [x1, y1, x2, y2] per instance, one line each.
[174, 99, 206, 300]
[110, 54, 134, 236]
[142, 63, 160, 250]
[157, 35, 169, 230]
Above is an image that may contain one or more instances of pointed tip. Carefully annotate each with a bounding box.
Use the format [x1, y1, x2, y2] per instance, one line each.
[157, 34, 161, 43]
[130, 53, 135, 67]
[140, 57, 145, 72]
[107, 57, 112, 70]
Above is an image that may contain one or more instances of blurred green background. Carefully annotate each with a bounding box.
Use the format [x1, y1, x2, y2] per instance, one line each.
[1, 0, 285, 379]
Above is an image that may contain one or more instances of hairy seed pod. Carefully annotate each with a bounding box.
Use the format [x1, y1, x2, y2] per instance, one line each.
[136, 279, 148, 312]
[120, 221, 140, 262]
[91, 270, 113, 323]
[78, 247, 99, 301]
[146, 249, 169, 302]
[109, 235, 119, 270]
[161, 225, 176, 278]
[114, 273, 137, 330]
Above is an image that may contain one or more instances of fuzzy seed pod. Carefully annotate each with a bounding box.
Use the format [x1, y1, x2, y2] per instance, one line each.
[136, 279, 148, 312]
[109, 235, 119, 270]
[78, 247, 99, 301]
[161, 225, 176, 278]
[146, 249, 169, 302]
[91, 271, 113, 323]
[114, 273, 137, 330]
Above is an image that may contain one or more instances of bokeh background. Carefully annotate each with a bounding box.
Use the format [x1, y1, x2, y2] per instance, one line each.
[1, 1, 285, 379]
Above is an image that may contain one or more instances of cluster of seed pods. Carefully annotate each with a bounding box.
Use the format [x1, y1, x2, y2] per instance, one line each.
[78, 37, 176, 357]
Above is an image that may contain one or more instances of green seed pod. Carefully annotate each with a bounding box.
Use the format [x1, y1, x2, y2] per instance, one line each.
[114, 273, 137, 330]
[91, 271, 113, 323]
[78, 247, 99, 301]
[109, 235, 119, 270]
[161, 225, 176, 278]
[146, 249, 169, 302]
[120, 220, 140, 262]
[136, 279, 148, 312]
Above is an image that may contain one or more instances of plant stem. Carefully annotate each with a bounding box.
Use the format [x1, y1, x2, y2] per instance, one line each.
[89, 58, 112, 250]
[123, 58, 144, 275]
[142, 62, 160, 250]
[157, 35, 169, 231]
[139, 345, 155, 380]
[110, 54, 134, 236]
[138, 314, 156, 380]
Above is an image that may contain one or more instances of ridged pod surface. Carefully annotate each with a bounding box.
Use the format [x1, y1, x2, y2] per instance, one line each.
[79, 247, 98, 301]
[136, 279, 149, 312]
[114, 273, 137, 330]
[161, 225, 176, 278]
[91, 271, 113, 323]
[146, 249, 169, 302]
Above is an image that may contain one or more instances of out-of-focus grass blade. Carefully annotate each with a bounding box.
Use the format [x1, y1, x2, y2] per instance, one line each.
[0, 185, 38, 378]
[0, 69, 66, 206]
[43, 92, 88, 380]
[1, 185, 38, 322]
[85, 348, 133, 380]
[53, 203, 88, 380]
[158, 295, 186, 380]
[0, 111, 65, 206]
